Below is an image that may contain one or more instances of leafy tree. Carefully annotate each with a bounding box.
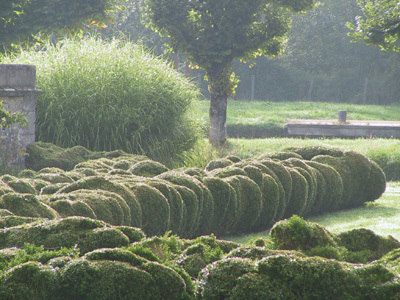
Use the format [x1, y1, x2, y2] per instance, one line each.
[0, 0, 117, 49]
[143, 0, 315, 145]
[348, 0, 400, 51]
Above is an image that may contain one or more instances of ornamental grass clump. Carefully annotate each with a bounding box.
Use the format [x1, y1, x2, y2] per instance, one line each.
[3, 37, 202, 162]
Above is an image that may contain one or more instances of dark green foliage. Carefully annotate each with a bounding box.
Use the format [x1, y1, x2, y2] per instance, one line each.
[173, 185, 198, 238]
[259, 151, 302, 161]
[58, 176, 142, 227]
[341, 151, 372, 207]
[205, 158, 233, 171]
[270, 215, 337, 251]
[178, 243, 224, 278]
[26, 142, 91, 171]
[129, 183, 170, 236]
[283, 168, 309, 217]
[84, 248, 147, 266]
[364, 160, 386, 202]
[337, 228, 400, 262]
[197, 258, 256, 300]
[1, 175, 37, 194]
[115, 226, 145, 243]
[61, 259, 157, 300]
[258, 159, 292, 220]
[0, 216, 42, 228]
[0, 261, 60, 300]
[306, 160, 344, 212]
[229, 272, 291, 300]
[0, 193, 58, 219]
[35, 173, 74, 184]
[312, 154, 352, 209]
[129, 160, 169, 177]
[0, 217, 130, 254]
[225, 175, 263, 233]
[253, 174, 280, 229]
[286, 146, 344, 160]
[157, 172, 207, 237]
[256, 254, 360, 299]
[283, 158, 318, 216]
[141, 261, 188, 299]
[47, 198, 97, 219]
[18, 169, 37, 178]
[209, 166, 248, 178]
[146, 179, 185, 235]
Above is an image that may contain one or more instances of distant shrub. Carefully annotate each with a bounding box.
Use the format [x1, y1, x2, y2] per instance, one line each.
[270, 215, 337, 251]
[4, 37, 202, 162]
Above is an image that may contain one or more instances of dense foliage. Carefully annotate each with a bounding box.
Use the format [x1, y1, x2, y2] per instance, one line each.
[0, 142, 385, 238]
[0, 0, 117, 49]
[143, 0, 315, 144]
[0, 143, 395, 298]
[1, 37, 202, 162]
[348, 0, 400, 52]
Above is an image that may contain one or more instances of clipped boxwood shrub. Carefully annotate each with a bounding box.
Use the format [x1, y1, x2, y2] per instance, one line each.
[47, 198, 97, 220]
[256, 254, 360, 299]
[282, 168, 308, 218]
[0, 261, 60, 299]
[205, 158, 233, 171]
[173, 185, 198, 238]
[6, 37, 202, 162]
[60, 259, 156, 300]
[129, 160, 169, 177]
[58, 176, 142, 228]
[0, 217, 130, 254]
[253, 174, 280, 230]
[270, 215, 337, 251]
[203, 177, 239, 236]
[306, 160, 344, 212]
[128, 183, 170, 237]
[312, 155, 352, 210]
[258, 160, 292, 221]
[0, 193, 58, 219]
[1, 175, 37, 194]
[197, 257, 255, 300]
[364, 160, 387, 202]
[286, 146, 344, 160]
[224, 175, 263, 234]
[282, 158, 318, 216]
[145, 179, 185, 235]
[26, 142, 90, 171]
[337, 228, 400, 262]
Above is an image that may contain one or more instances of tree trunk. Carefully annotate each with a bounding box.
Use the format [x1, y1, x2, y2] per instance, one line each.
[207, 64, 231, 145]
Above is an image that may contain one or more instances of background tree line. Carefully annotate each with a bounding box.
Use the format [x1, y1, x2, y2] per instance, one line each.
[97, 0, 400, 105]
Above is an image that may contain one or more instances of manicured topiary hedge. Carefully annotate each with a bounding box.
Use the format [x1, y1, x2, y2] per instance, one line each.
[0, 143, 387, 238]
[1, 215, 400, 299]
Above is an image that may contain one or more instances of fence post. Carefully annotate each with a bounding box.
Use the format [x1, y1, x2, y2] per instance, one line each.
[0, 64, 41, 170]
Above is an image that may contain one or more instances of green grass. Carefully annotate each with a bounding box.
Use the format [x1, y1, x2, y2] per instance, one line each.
[222, 181, 400, 244]
[199, 100, 400, 137]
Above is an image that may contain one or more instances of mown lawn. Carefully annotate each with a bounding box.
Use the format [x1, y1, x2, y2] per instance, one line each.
[198, 100, 400, 137]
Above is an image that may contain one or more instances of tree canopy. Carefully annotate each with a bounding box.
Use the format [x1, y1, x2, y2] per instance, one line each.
[0, 0, 116, 49]
[348, 0, 400, 51]
[144, 0, 315, 144]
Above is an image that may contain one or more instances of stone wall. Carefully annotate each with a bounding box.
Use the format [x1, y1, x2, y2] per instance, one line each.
[0, 64, 41, 170]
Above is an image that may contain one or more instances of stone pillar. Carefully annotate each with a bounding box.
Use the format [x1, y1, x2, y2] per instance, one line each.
[0, 64, 41, 170]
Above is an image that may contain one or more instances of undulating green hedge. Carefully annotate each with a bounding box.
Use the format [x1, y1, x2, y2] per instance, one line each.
[2, 216, 400, 299]
[0, 142, 386, 239]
